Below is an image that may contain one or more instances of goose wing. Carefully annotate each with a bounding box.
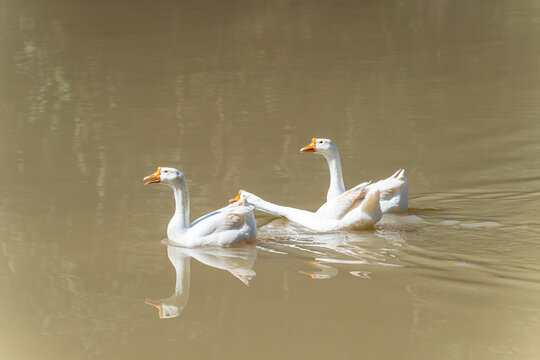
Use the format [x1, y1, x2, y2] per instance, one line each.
[368, 171, 406, 201]
[316, 182, 370, 220]
[189, 204, 253, 237]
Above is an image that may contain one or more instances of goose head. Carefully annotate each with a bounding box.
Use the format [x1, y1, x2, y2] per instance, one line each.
[300, 138, 337, 156]
[144, 166, 185, 188]
[229, 189, 248, 205]
[229, 190, 261, 208]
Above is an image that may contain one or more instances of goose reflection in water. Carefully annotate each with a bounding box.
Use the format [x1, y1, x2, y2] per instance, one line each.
[146, 244, 257, 319]
[299, 260, 339, 279]
[257, 217, 411, 280]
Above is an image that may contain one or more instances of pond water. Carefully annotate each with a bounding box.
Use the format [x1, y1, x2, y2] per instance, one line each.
[1, 0, 540, 359]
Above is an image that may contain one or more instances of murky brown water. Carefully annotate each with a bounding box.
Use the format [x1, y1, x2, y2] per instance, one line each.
[1, 0, 540, 359]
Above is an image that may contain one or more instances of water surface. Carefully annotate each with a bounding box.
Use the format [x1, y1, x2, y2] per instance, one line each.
[1, 0, 540, 359]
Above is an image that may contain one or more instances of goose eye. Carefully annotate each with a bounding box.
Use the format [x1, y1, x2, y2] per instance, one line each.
[319, 141, 323, 144]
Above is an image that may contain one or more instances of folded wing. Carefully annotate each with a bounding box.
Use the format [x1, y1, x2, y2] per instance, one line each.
[316, 182, 371, 220]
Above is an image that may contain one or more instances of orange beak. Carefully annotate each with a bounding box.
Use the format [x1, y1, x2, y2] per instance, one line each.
[300, 138, 317, 153]
[145, 298, 164, 318]
[143, 167, 161, 185]
[229, 189, 244, 204]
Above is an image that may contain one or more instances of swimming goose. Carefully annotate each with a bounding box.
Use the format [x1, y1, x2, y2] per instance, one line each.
[300, 138, 408, 213]
[144, 166, 257, 247]
[230, 176, 404, 232]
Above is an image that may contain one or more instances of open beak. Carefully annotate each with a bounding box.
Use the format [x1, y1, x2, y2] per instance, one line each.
[145, 298, 163, 318]
[143, 167, 161, 186]
[300, 138, 317, 153]
[229, 189, 244, 204]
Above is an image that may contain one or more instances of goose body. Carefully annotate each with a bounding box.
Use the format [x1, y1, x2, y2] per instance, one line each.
[144, 167, 257, 247]
[300, 138, 409, 213]
[231, 175, 404, 232]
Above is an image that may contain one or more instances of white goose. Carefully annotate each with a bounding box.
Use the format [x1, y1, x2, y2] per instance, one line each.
[230, 175, 404, 232]
[300, 138, 409, 213]
[144, 166, 257, 247]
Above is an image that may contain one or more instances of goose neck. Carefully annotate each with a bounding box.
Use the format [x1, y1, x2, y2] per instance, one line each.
[324, 150, 346, 201]
[168, 179, 190, 238]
